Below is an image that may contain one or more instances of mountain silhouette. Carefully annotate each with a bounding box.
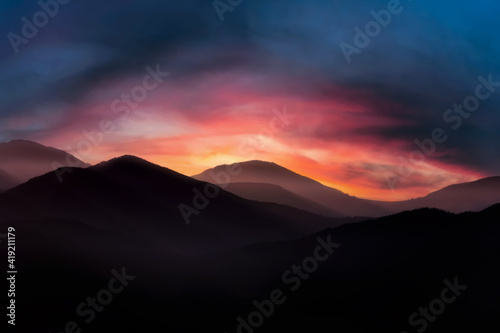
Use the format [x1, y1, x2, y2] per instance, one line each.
[0, 139, 89, 190]
[3, 141, 497, 217]
[1, 143, 499, 332]
[196, 160, 500, 216]
[194, 160, 391, 217]
[7, 201, 500, 332]
[220, 182, 343, 217]
[0, 155, 350, 254]
[376, 176, 500, 213]
[188, 204, 500, 332]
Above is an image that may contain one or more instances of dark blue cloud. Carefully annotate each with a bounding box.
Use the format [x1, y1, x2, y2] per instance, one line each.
[0, 0, 499, 174]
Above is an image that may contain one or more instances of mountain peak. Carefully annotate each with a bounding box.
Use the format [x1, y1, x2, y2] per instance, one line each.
[193, 159, 394, 216]
[6, 139, 41, 145]
[235, 160, 289, 170]
[111, 154, 151, 164]
[94, 155, 160, 170]
[194, 159, 310, 180]
[240, 160, 279, 166]
[1, 139, 44, 149]
[92, 155, 193, 183]
[0, 139, 89, 190]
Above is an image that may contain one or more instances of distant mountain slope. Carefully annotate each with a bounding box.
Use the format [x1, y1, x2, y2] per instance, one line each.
[0, 139, 90, 189]
[375, 177, 500, 213]
[220, 182, 343, 217]
[195, 161, 500, 216]
[194, 160, 390, 217]
[0, 155, 347, 254]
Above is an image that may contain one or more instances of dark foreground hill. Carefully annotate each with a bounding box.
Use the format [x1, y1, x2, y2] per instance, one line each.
[2, 203, 499, 332]
[0, 155, 349, 254]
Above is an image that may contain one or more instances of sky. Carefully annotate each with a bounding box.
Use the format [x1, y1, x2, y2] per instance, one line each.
[0, 0, 499, 200]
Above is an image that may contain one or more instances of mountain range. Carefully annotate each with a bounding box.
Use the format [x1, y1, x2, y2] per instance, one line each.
[0, 154, 355, 254]
[1, 140, 498, 218]
[194, 160, 500, 217]
[1, 139, 499, 332]
[8, 199, 500, 332]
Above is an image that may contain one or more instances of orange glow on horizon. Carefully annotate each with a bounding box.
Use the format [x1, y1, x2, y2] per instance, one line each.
[31, 72, 487, 201]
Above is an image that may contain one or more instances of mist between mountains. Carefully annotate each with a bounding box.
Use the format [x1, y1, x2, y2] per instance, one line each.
[179, 105, 296, 225]
[51, 64, 170, 183]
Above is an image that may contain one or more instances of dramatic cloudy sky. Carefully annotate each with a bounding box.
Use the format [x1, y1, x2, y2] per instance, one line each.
[0, 0, 499, 200]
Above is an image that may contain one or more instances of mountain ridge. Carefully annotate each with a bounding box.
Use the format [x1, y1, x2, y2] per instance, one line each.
[194, 160, 389, 217]
[0, 154, 349, 254]
[195, 160, 500, 216]
[0, 139, 90, 190]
